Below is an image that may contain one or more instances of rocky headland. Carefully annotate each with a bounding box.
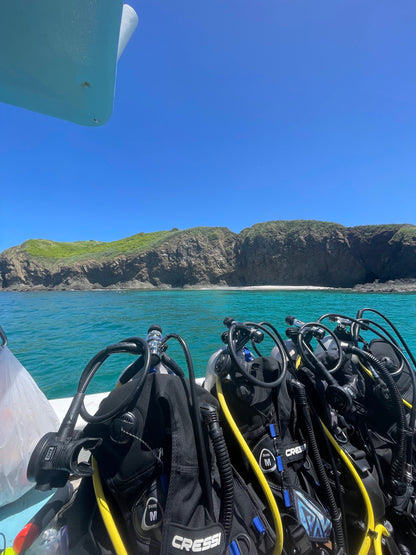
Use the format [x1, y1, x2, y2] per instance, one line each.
[1, 221, 415, 292]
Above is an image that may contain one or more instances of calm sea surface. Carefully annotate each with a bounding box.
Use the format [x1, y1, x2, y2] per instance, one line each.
[1, 289, 415, 399]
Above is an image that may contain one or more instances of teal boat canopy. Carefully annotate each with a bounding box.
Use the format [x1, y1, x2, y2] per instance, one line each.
[0, 1, 137, 126]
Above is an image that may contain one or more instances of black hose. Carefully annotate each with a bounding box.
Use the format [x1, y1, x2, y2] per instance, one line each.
[78, 338, 151, 424]
[356, 308, 416, 368]
[292, 380, 346, 551]
[201, 403, 234, 541]
[161, 352, 186, 378]
[296, 322, 344, 377]
[118, 355, 145, 384]
[347, 346, 408, 495]
[77, 338, 148, 393]
[296, 339, 339, 389]
[312, 404, 349, 555]
[58, 341, 148, 436]
[228, 322, 287, 388]
[318, 312, 401, 352]
[260, 320, 298, 375]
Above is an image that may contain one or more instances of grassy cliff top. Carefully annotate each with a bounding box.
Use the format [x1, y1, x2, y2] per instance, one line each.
[348, 223, 416, 241]
[17, 226, 233, 261]
[22, 231, 174, 259]
[239, 220, 346, 238]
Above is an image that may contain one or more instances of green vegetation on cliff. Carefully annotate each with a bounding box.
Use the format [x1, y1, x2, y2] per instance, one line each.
[22, 230, 179, 260]
[243, 220, 345, 234]
[390, 225, 416, 243]
[349, 223, 414, 239]
[19, 226, 233, 263]
[239, 220, 346, 240]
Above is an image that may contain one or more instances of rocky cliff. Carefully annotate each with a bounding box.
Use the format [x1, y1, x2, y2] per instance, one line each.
[1, 221, 415, 291]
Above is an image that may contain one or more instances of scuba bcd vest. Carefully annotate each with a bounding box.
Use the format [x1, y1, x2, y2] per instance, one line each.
[205, 319, 343, 555]
[27, 329, 276, 555]
[284, 311, 416, 554]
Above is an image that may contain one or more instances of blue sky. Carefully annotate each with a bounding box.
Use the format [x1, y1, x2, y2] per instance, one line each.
[1, 0, 415, 253]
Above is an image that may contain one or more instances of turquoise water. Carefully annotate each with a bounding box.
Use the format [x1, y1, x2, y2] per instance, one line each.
[1, 289, 415, 399]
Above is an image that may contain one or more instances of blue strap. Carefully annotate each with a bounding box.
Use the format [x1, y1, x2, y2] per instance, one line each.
[252, 516, 266, 536]
[229, 540, 241, 555]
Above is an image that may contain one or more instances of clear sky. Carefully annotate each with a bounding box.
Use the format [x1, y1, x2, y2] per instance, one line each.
[1, 0, 415, 253]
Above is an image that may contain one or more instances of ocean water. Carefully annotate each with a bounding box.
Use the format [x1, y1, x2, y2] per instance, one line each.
[1, 289, 415, 399]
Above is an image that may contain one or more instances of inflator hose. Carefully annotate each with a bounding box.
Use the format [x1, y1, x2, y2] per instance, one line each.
[92, 457, 128, 555]
[291, 380, 346, 551]
[201, 403, 234, 541]
[216, 377, 283, 555]
[347, 346, 408, 494]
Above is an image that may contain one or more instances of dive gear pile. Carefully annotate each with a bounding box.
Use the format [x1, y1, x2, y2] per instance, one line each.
[25, 309, 416, 554]
[26, 326, 275, 554]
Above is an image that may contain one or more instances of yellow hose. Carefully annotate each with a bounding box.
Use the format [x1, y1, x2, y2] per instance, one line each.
[92, 457, 128, 555]
[357, 358, 375, 379]
[319, 420, 389, 554]
[216, 377, 283, 555]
